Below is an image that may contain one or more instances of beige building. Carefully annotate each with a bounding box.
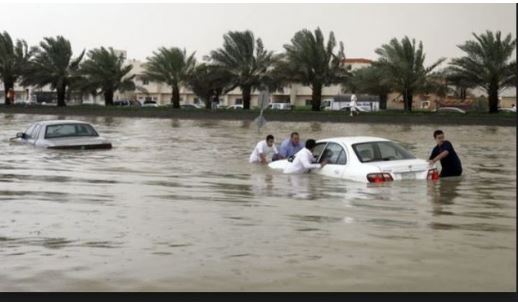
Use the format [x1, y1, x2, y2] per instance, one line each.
[110, 57, 373, 108]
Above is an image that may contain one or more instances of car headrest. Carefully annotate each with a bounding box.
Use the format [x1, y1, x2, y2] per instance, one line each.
[359, 149, 373, 161]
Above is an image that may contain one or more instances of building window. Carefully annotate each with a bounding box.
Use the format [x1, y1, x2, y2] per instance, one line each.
[235, 98, 243, 105]
[143, 79, 149, 85]
[305, 99, 312, 106]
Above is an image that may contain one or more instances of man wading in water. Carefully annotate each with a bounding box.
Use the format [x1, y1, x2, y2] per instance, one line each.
[429, 130, 462, 177]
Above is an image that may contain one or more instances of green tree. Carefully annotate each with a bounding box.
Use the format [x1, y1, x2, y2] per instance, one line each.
[278, 28, 348, 111]
[444, 70, 474, 100]
[346, 66, 392, 109]
[143, 47, 196, 109]
[80, 47, 136, 106]
[374, 36, 445, 112]
[0, 31, 33, 105]
[22, 36, 84, 107]
[210, 30, 275, 110]
[187, 64, 233, 109]
[449, 31, 516, 113]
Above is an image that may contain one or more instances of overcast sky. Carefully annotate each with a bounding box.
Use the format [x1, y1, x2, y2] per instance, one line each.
[0, 3, 515, 65]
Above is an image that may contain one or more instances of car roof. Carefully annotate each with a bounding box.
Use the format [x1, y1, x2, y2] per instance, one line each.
[34, 120, 92, 126]
[317, 136, 391, 146]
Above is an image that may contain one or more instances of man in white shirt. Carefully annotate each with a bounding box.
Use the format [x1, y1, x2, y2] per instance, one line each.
[283, 139, 327, 174]
[249, 134, 279, 164]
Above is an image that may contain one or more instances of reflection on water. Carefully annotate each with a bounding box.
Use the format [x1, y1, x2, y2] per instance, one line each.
[0, 114, 515, 292]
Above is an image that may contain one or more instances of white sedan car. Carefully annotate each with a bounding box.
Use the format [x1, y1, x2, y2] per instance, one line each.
[269, 136, 439, 183]
[10, 120, 112, 149]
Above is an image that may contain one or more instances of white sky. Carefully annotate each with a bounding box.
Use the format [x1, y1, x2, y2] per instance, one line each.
[0, 3, 515, 65]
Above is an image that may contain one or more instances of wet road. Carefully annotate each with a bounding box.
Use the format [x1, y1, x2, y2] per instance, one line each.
[0, 114, 515, 291]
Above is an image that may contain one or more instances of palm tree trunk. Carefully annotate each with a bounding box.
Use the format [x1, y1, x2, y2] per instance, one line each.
[311, 83, 322, 111]
[403, 90, 413, 112]
[379, 94, 387, 110]
[488, 82, 499, 113]
[171, 86, 180, 109]
[3, 80, 13, 105]
[104, 90, 114, 106]
[460, 87, 467, 100]
[204, 92, 211, 110]
[57, 84, 67, 107]
[242, 85, 251, 110]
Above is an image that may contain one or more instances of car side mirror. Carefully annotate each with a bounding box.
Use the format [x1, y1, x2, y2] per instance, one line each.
[16, 132, 25, 139]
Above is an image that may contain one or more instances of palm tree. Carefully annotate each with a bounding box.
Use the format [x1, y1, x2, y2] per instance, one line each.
[449, 31, 516, 113]
[143, 47, 196, 108]
[444, 70, 474, 100]
[22, 36, 84, 107]
[374, 36, 445, 112]
[0, 31, 33, 105]
[346, 66, 392, 110]
[187, 64, 233, 109]
[277, 28, 348, 111]
[80, 47, 136, 106]
[210, 30, 275, 110]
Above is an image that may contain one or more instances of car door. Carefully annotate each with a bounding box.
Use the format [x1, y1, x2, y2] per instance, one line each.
[316, 142, 348, 178]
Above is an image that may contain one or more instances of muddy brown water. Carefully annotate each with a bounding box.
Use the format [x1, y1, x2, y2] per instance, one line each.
[0, 114, 515, 291]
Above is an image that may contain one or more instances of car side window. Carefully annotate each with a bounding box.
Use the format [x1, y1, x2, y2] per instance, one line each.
[312, 143, 327, 162]
[321, 143, 347, 165]
[24, 124, 36, 139]
[31, 125, 42, 140]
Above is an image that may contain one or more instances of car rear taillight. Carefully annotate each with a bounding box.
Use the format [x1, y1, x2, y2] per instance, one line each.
[367, 173, 393, 183]
[427, 168, 440, 180]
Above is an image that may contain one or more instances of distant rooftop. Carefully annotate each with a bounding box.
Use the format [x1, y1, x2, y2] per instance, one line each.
[343, 58, 373, 64]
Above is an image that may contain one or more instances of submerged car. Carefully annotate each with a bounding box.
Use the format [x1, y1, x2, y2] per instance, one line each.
[269, 136, 439, 183]
[11, 120, 112, 149]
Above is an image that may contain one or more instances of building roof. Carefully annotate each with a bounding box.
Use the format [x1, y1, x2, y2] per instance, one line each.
[343, 58, 373, 64]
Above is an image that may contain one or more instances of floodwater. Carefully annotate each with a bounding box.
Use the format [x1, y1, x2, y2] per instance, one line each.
[0, 113, 515, 292]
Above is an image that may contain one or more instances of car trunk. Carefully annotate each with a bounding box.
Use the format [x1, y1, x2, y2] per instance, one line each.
[47, 137, 112, 150]
[372, 159, 429, 180]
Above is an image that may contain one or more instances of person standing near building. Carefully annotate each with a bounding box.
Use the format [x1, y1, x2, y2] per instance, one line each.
[429, 130, 462, 177]
[350, 93, 358, 117]
[283, 139, 327, 174]
[211, 91, 218, 110]
[249, 134, 279, 164]
[6, 88, 14, 105]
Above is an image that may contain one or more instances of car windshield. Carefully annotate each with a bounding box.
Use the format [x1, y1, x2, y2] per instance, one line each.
[352, 141, 416, 163]
[45, 124, 99, 139]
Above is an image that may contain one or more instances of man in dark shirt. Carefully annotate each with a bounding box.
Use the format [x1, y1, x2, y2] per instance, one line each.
[429, 130, 462, 177]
